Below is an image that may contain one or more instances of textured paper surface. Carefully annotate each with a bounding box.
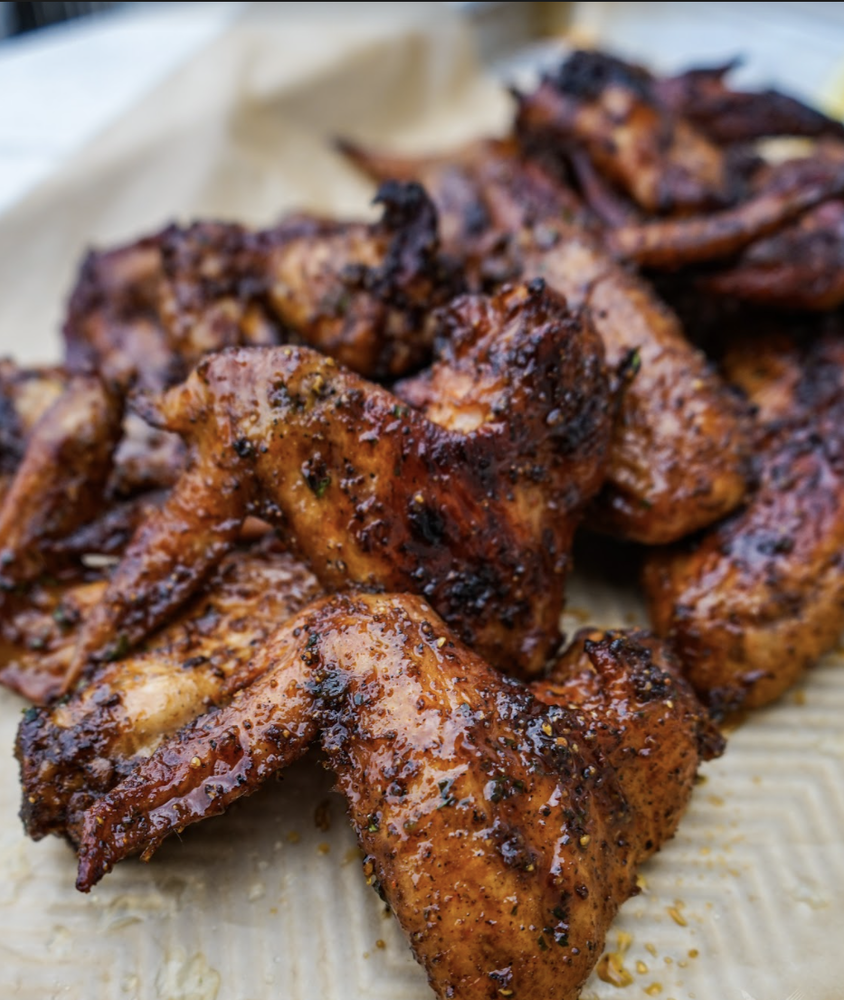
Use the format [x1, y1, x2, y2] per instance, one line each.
[0, 6, 842, 999]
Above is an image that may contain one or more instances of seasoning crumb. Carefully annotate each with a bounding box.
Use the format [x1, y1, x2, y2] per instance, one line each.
[636, 873, 648, 891]
[287, 831, 301, 844]
[688, 949, 699, 959]
[375, 939, 386, 950]
[596, 952, 634, 987]
[644, 984, 663, 996]
[189, 756, 202, 769]
[579, 835, 591, 847]
[645, 943, 658, 957]
[667, 906, 687, 927]
[317, 842, 331, 855]
[436, 636, 446, 648]
[616, 931, 632, 954]
[636, 961, 649, 974]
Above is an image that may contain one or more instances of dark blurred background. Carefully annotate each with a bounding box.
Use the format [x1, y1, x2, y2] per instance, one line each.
[2, 2, 120, 36]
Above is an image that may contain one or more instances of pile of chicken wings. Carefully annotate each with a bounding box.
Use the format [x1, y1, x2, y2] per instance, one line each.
[4, 49, 844, 1000]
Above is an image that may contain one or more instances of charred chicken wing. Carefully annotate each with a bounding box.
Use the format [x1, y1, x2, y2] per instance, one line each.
[66, 593, 720, 1000]
[66, 282, 611, 687]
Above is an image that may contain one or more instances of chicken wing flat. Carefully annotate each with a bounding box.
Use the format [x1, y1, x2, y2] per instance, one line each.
[655, 61, 844, 145]
[67, 593, 719, 1000]
[516, 50, 735, 215]
[66, 282, 611, 687]
[66, 181, 459, 392]
[644, 326, 844, 710]
[339, 138, 752, 543]
[703, 197, 844, 310]
[18, 536, 321, 839]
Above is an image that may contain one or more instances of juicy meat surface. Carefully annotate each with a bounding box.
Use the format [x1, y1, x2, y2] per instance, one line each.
[516, 50, 734, 215]
[338, 138, 752, 543]
[644, 327, 844, 710]
[656, 61, 844, 145]
[67, 283, 611, 685]
[63, 593, 719, 1000]
[64, 181, 460, 391]
[517, 226, 751, 542]
[18, 537, 321, 839]
[0, 376, 123, 591]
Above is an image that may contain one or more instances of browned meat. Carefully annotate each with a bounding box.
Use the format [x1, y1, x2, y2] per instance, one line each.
[0, 361, 68, 481]
[66, 282, 611, 688]
[65, 594, 719, 1000]
[644, 327, 844, 710]
[65, 182, 460, 392]
[703, 198, 844, 309]
[63, 235, 177, 391]
[656, 61, 844, 145]
[339, 136, 588, 282]
[338, 138, 752, 544]
[0, 376, 123, 592]
[514, 226, 751, 543]
[516, 50, 735, 215]
[607, 162, 844, 267]
[17, 537, 321, 837]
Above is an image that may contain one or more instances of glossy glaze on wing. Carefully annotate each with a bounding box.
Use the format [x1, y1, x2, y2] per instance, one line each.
[18, 537, 321, 839]
[67, 283, 611, 685]
[644, 330, 844, 710]
[66, 595, 718, 1000]
[338, 138, 752, 544]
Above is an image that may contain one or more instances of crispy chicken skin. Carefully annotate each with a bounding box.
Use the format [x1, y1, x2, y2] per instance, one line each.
[644, 329, 844, 710]
[67, 282, 611, 686]
[339, 139, 752, 544]
[338, 137, 587, 268]
[516, 226, 752, 543]
[69, 594, 719, 1000]
[516, 50, 734, 215]
[18, 538, 321, 839]
[703, 198, 844, 310]
[66, 181, 459, 390]
[64, 236, 177, 391]
[607, 163, 844, 268]
[0, 376, 123, 591]
[656, 61, 844, 145]
[260, 181, 462, 378]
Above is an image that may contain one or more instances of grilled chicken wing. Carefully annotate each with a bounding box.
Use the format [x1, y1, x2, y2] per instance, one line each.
[607, 163, 844, 267]
[66, 282, 610, 687]
[516, 50, 734, 215]
[338, 137, 588, 269]
[66, 181, 458, 389]
[644, 326, 844, 710]
[0, 376, 123, 591]
[515, 227, 751, 542]
[340, 139, 752, 543]
[18, 536, 321, 838]
[656, 61, 844, 145]
[0, 362, 68, 482]
[66, 594, 719, 1000]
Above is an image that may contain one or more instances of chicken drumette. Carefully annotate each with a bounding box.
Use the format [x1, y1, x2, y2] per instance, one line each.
[644, 323, 844, 710]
